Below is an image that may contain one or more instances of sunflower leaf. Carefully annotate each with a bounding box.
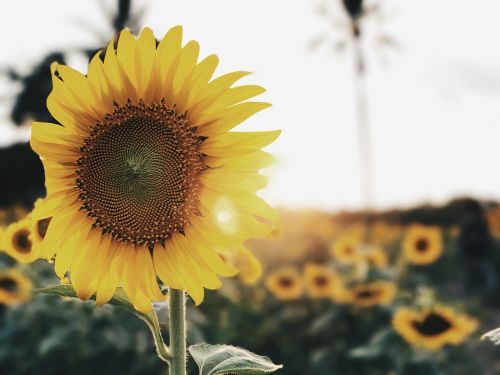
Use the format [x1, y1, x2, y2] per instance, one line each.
[482, 327, 500, 345]
[189, 343, 282, 375]
[33, 284, 171, 361]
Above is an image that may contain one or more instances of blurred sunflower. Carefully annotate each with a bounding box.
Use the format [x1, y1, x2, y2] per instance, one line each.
[402, 224, 443, 265]
[2, 219, 38, 263]
[349, 280, 396, 308]
[346, 223, 367, 241]
[393, 306, 478, 351]
[487, 208, 500, 238]
[330, 235, 362, 264]
[265, 267, 303, 300]
[370, 221, 401, 245]
[0, 226, 5, 250]
[30, 26, 279, 312]
[225, 247, 262, 285]
[303, 263, 344, 301]
[0, 269, 32, 305]
[363, 245, 388, 268]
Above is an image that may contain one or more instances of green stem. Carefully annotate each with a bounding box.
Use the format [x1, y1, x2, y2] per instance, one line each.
[169, 288, 187, 375]
[149, 313, 171, 363]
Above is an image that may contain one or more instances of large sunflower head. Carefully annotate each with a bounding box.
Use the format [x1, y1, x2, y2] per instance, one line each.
[0, 269, 33, 305]
[265, 267, 304, 301]
[393, 306, 478, 351]
[29, 27, 279, 312]
[2, 219, 38, 264]
[348, 280, 397, 308]
[303, 263, 345, 301]
[402, 224, 443, 265]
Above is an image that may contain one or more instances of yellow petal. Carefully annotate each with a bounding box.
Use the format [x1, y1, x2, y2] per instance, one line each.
[172, 40, 199, 97]
[157, 25, 183, 82]
[199, 102, 272, 136]
[95, 256, 120, 305]
[202, 130, 280, 157]
[183, 54, 219, 107]
[137, 27, 156, 97]
[116, 29, 139, 97]
[135, 246, 164, 301]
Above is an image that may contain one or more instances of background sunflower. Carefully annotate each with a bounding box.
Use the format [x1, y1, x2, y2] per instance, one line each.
[393, 306, 478, 351]
[402, 224, 443, 265]
[348, 280, 397, 308]
[304, 263, 345, 300]
[2, 219, 38, 264]
[265, 267, 304, 300]
[0, 269, 32, 305]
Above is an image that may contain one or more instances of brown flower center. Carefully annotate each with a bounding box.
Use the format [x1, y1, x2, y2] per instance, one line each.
[412, 313, 453, 336]
[279, 277, 294, 288]
[13, 229, 32, 253]
[356, 288, 381, 299]
[314, 276, 329, 287]
[76, 100, 206, 249]
[0, 277, 18, 292]
[415, 237, 429, 252]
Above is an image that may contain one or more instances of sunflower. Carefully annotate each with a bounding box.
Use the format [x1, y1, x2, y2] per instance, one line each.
[487, 208, 500, 238]
[393, 306, 478, 351]
[349, 280, 397, 308]
[2, 219, 38, 263]
[265, 267, 304, 300]
[303, 263, 345, 301]
[0, 269, 32, 305]
[330, 235, 362, 264]
[370, 221, 401, 245]
[225, 246, 262, 285]
[29, 27, 279, 312]
[0, 226, 5, 250]
[402, 224, 443, 265]
[363, 246, 388, 268]
[346, 223, 367, 242]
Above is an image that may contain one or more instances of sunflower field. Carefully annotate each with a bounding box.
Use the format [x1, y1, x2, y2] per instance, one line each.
[2, 200, 500, 374]
[1, 1, 500, 375]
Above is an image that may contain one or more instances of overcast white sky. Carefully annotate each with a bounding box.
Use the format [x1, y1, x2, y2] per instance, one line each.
[1, 0, 500, 211]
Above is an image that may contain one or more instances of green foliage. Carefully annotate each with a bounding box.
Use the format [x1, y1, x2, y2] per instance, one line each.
[34, 284, 171, 362]
[0, 261, 165, 375]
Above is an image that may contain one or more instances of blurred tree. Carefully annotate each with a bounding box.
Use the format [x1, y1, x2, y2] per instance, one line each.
[7, 53, 63, 126]
[0, 143, 44, 209]
[312, 0, 398, 209]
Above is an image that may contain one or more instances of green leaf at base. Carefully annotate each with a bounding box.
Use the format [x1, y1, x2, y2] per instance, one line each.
[482, 327, 500, 345]
[33, 284, 171, 362]
[189, 343, 282, 375]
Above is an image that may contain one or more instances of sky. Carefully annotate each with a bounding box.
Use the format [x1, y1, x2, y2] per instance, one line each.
[1, 0, 500, 211]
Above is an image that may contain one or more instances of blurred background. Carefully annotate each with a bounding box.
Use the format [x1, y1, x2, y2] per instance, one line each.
[2, 0, 500, 374]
